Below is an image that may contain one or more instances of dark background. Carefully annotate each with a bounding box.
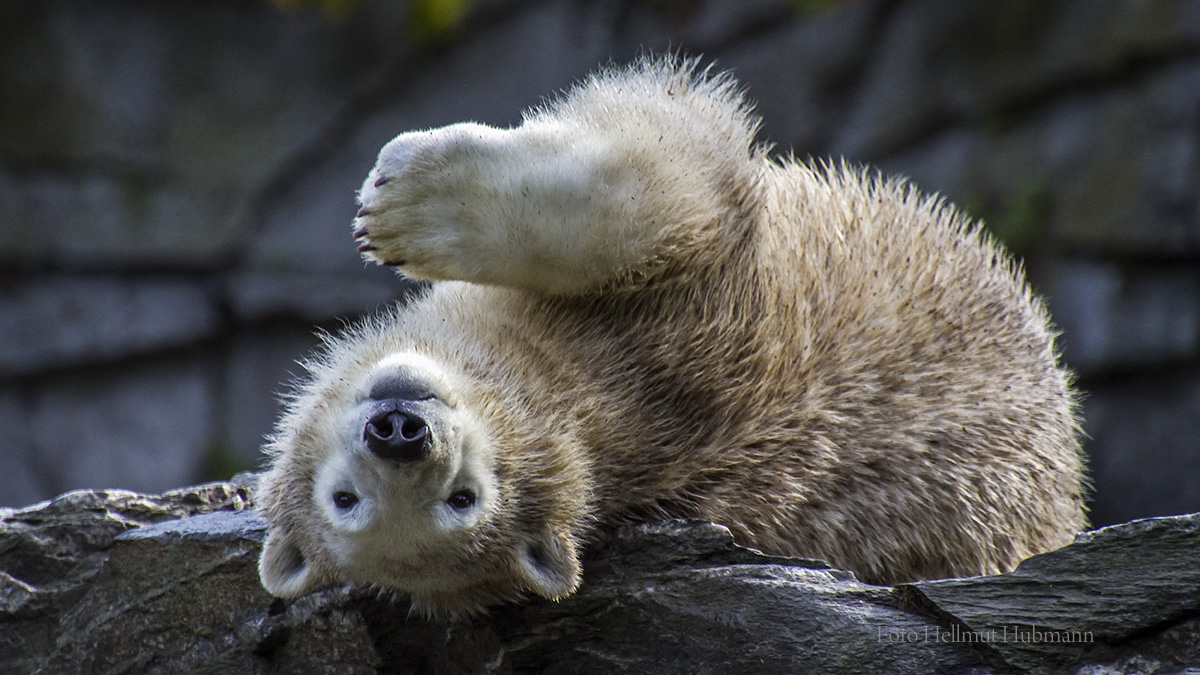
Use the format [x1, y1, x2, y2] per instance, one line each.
[1, 0, 1197, 527]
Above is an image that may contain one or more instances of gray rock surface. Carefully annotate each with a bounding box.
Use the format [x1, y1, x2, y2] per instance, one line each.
[903, 515, 1200, 673]
[0, 482, 251, 674]
[3, 480, 1198, 674]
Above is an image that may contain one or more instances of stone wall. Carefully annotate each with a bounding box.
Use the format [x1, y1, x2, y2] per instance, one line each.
[1, 0, 1198, 525]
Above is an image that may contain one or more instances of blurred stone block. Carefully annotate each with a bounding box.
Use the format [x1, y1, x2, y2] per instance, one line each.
[833, 0, 1200, 160]
[0, 0, 410, 268]
[0, 389, 43, 508]
[220, 327, 329, 469]
[0, 276, 221, 377]
[1045, 259, 1200, 376]
[1083, 371, 1200, 526]
[25, 357, 216, 500]
[0, 168, 243, 267]
[720, 0, 878, 156]
[226, 269, 412, 323]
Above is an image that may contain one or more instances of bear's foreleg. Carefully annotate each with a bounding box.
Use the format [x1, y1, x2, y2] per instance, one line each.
[353, 70, 756, 295]
[354, 120, 690, 294]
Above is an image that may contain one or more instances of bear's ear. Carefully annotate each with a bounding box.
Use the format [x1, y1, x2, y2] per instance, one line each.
[515, 527, 581, 601]
[259, 530, 321, 598]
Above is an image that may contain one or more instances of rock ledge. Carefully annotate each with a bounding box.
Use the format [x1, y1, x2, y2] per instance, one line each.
[2, 478, 1197, 674]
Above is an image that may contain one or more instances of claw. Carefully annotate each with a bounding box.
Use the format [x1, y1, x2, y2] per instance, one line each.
[357, 243, 377, 253]
[374, 176, 390, 187]
[356, 207, 370, 218]
[353, 228, 369, 239]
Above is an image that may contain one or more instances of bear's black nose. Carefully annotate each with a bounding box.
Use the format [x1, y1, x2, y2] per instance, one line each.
[364, 408, 429, 462]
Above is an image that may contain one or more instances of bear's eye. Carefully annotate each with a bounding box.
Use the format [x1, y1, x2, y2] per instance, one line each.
[447, 489, 475, 510]
[333, 491, 359, 509]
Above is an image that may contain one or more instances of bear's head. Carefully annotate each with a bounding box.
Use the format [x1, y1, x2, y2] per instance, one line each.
[257, 349, 586, 616]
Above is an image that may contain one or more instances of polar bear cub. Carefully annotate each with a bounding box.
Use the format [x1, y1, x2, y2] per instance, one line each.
[257, 58, 1086, 617]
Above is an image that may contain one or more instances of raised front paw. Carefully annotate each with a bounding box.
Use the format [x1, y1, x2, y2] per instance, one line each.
[351, 117, 654, 294]
[352, 173, 402, 267]
[352, 123, 509, 281]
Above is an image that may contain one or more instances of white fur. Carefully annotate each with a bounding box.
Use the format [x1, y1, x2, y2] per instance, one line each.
[370, 352, 463, 406]
[354, 65, 757, 294]
[355, 122, 646, 292]
[259, 58, 1084, 618]
[265, 351, 500, 597]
